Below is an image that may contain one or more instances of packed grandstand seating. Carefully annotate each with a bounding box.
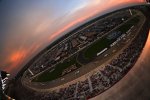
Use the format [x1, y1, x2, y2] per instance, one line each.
[17, 20, 147, 100]
[25, 10, 132, 77]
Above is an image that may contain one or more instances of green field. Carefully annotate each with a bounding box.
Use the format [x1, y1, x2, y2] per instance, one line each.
[82, 16, 139, 60]
[33, 55, 81, 82]
[32, 15, 139, 82]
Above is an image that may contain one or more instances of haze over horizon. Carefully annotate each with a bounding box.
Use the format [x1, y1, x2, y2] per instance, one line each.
[0, 0, 146, 77]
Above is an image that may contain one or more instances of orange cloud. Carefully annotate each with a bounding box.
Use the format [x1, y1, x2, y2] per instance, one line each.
[1, 0, 146, 77]
[48, 0, 145, 42]
[10, 51, 25, 63]
[48, 8, 98, 41]
[2, 43, 41, 74]
[3, 50, 27, 73]
[48, 16, 87, 41]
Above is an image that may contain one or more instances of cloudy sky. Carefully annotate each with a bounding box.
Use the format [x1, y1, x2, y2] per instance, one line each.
[0, 0, 145, 77]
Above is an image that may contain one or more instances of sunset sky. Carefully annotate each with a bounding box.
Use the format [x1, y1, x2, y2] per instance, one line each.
[0, 0, 146, 77]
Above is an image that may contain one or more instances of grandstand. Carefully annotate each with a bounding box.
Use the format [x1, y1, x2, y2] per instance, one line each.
[16, 16, 148, 99]
[13, 6, 149, 100]
[21, 8, 145, 85]
[23, 9, 134, 82]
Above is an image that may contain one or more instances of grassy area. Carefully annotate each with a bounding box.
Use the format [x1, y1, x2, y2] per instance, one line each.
[33, 55, 81, 82]
[33, 16, 139, 82]
[84, 37, 111, 59]
[119, 16, 139, 32]
[83, 16, 139, 59]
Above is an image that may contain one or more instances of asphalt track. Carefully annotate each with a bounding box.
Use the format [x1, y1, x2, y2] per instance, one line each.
[22, 11, 146, 92]
[91, 30, 150, 100]
[91, 10, 150, 100]
[10, 4, 150, 100]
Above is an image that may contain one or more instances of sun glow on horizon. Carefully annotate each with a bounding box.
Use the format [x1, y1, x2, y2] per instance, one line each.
[0, 0, 146, 76]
